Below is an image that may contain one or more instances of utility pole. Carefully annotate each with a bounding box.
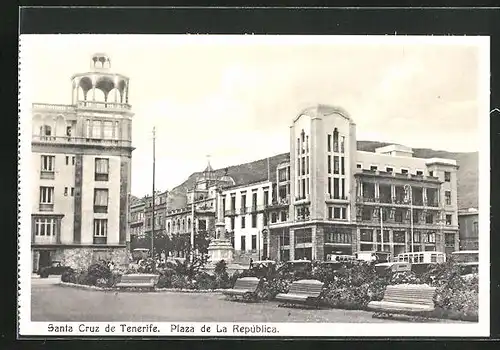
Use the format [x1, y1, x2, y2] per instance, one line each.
[191, 185, 195, 263]
[151, 127, 156, 269]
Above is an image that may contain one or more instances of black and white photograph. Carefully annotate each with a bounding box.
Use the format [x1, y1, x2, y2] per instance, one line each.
[18, 33, 490, 337]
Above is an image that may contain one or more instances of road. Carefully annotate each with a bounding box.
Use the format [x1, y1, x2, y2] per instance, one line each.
[31, 278, 460, 323]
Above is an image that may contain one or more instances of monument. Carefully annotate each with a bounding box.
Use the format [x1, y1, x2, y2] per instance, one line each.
[207, 187, 234, 263]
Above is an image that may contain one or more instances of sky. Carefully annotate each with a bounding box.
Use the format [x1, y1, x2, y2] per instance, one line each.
[20, 35, 488, 197]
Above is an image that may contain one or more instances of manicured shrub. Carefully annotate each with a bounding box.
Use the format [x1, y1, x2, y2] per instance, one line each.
[61, 270, 77, 283]
[195, 272, 217, 290]
[86, 261, 112, 286]
[258, 278, 290, 301]
[38, 267, 50, 278]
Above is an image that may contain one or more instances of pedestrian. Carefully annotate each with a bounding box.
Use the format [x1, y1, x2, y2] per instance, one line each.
[249, 258, 254, 269]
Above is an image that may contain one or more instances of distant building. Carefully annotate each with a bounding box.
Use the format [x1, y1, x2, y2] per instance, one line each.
[458, 208, 479, 250]
[31, 53, 134, 272]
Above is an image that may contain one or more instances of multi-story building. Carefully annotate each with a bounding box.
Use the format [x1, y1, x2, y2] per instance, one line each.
[263, 105, 459, 260]
[129, 196, 146, 248]
[31, 53, 134, 272]
[458, 208, 479, 250]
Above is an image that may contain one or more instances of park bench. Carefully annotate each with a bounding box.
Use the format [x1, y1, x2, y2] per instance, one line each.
[222, 277, 261, 302]
[276, 279, 324, 308]
[367, 284, 436, 319]
[115, 274, 159, 291]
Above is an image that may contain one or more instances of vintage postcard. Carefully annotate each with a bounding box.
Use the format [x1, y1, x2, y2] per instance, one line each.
[18, 34, 490, 337]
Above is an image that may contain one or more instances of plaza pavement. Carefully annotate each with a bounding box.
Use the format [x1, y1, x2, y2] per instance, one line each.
[31, 278, 464, 323]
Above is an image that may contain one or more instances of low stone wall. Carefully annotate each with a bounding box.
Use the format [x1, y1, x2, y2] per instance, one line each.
[53, 247, 128, 271]
[59, 281, 225, 294]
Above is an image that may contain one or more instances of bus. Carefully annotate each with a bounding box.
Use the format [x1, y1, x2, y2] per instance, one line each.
[395, 251, 446, 274]
[326, 253, 357, 263]
[451, 250, 479, 275]
[355, 251, 392, 263]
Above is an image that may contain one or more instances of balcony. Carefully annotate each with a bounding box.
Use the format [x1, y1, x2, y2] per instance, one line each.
[294, 196, 310, 205]
[33, 235, 58, 245]
[32, 135, 132, 148]
[355, 170, 441, 183]
[40, 171, 55, 180]
[325, 194, 349, 202]
[250, 205, 266, 213]
[32, 103, 76, 113]
[93, 236, 107, 245]
[39, 203, 54, 212]
[225, 208, 237, 216]
[267, 197, 289, 208]
[76, 100, 132, 112]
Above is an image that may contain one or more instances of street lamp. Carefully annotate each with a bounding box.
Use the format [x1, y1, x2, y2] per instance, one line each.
[403, 184, 414, 253]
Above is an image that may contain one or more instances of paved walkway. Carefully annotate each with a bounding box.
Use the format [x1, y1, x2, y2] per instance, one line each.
[31, 281, 464, 323]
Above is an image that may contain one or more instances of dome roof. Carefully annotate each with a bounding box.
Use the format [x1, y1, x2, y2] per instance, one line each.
[218, 175, 235, 186]
[294, 104, 352, 123]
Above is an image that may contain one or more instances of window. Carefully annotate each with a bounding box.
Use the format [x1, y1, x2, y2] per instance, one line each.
[92, 120, 101, 138]
[66, 156, 69, 165]
[263, 213, 268, 226]
[307, 156, 309, 175]
[341, 179, 345, 199]
[386, 167, 393, 173]
[327, 177, 332, 195]
[251, 214, 257, 228]
[370, 165, 378, 171]
[230, 217, 235, 230]
[271, 213, 277, 223]
[297, 138, 300, 155]
[416, 170, 424, 176]
[444, 171, 451, 182]
[425, 213, 434, 224]
[94, 189, 109, 213]
[328, 207, 333, 219]
[395, 209, 403, 223]
[445, 233, 455, 245]
[93, 219, 108, 244]
[325, 230, 351, 244]
[240, 236, 246, 251]
[103, 121, 113, 139]
[327, 134, 332, 152]
[34, 217, 57, 236]
[362, 207, 372, 221]
[341, 207, 347, 219]
[64, 187, 68, 196]
[72, 156, 75, 165]
[252, 192, 257, 209]
[445, 191, 451, 205]
[241, 194, 247, 209]
[341, 157, 345, 175]
[334, 156, 340, 174]
[241, 216, 246, 228]
[356, 163, 362, 169]
[393, 231, 406, 243]
[413, 232, 420, 243]
[295, 228, 312, 244]
[340, 136, 345, 153]
[39, 187, 54, 211]
[429, 171, 434, 177]
[333, 129, 339, 152]
[40, 155, 55, 172]
[251, 235, 257, 251]
[328, 155, 332, 174]
[446, 214, 452, 225]
[301, 157, 305, 175]
[95, 158, 109, 181]
[280, 211, 287, 222]
[71, 187, 74, 196]
[333, 178, 339, 199]
[360, 229, 372, 242]
[473, 221, 478, 236]
[401, 169, 408, 174]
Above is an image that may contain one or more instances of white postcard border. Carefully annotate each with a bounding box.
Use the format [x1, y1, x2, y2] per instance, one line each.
[18, 34, 491, 337]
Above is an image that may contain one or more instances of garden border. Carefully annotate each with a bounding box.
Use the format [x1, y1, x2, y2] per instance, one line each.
[58, 281, 225, 294]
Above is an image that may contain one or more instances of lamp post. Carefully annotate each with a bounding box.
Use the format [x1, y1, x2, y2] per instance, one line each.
[151, 127, 156, 272]
[403, 184, 414, 253]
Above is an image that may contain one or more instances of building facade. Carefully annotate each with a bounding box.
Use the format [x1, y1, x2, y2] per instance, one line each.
[458, 208, 479, 250]
[31, 53, 134, 272]
[263, 105, 459, 261]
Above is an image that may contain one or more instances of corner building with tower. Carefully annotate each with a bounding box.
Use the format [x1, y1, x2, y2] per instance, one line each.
[30, 54, 134, 272]
[219, 105, 460, 262]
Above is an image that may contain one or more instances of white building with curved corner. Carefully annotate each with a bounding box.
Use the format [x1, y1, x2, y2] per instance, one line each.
[31, 53, 134, 272]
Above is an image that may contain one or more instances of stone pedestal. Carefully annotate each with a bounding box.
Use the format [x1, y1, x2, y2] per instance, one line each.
[207, 222, 234, 263]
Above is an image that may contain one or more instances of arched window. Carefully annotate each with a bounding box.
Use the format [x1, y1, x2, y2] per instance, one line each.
[167, 222, 171, 233]
[187, 218, 191, 231]
[182, 219, 185, 232]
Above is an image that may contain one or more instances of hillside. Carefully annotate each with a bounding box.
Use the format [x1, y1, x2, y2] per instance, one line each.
[163, 141, 478, 211]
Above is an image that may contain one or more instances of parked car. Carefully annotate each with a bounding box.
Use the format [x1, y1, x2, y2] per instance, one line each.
[38, 261, 73, 278]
